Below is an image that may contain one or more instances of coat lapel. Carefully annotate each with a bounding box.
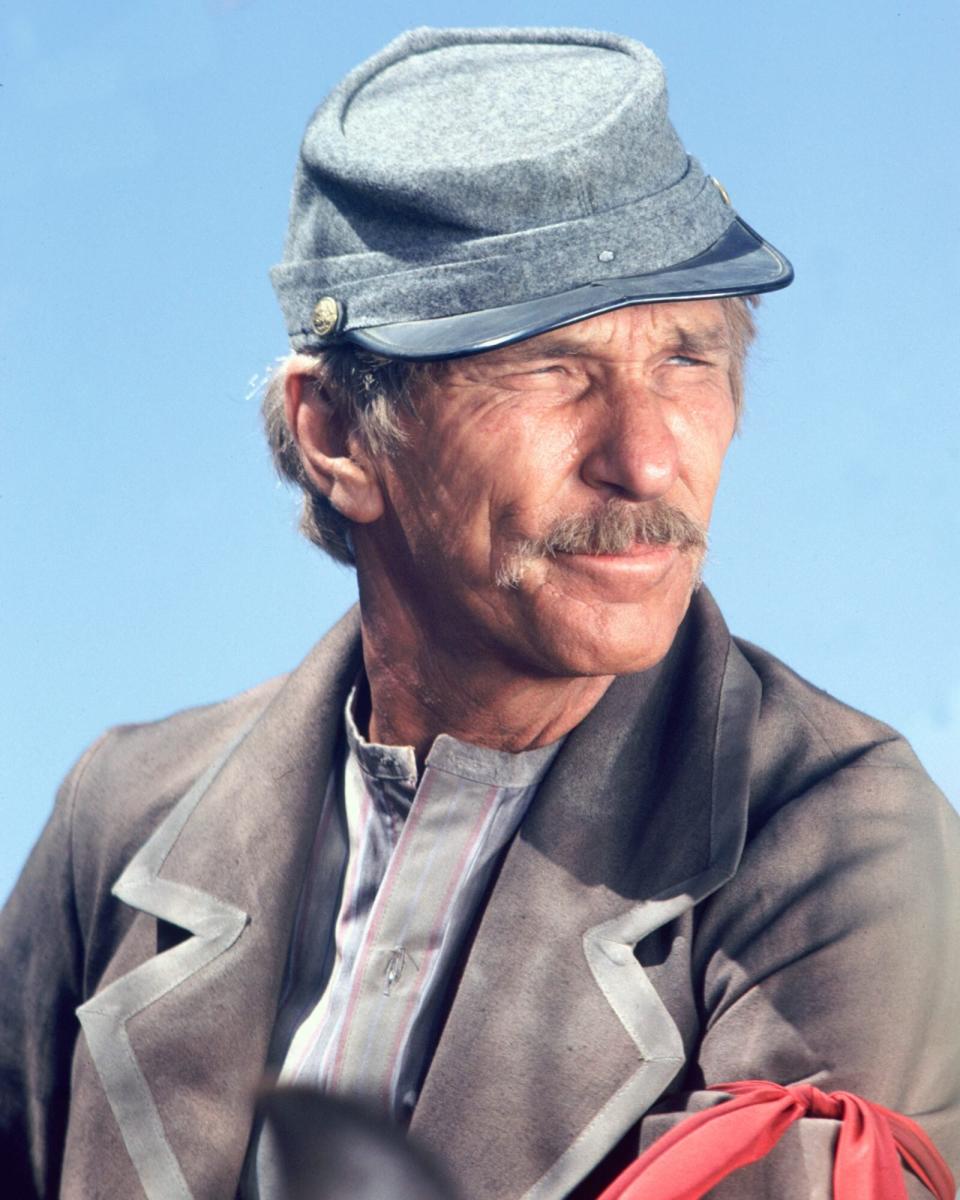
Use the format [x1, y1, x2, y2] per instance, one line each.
[76, 609, 363, 1200]
[411, 591, 762, 1199]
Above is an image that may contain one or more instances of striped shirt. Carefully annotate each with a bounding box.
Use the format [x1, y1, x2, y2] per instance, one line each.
[241, 686, 563, 1198]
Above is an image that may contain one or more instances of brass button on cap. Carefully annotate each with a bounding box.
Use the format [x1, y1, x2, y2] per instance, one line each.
[311, 296, 342, 337]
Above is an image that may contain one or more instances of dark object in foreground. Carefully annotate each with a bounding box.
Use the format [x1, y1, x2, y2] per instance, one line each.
[259, 1078, 954, 1200]
[259, 1086, 458, 1200]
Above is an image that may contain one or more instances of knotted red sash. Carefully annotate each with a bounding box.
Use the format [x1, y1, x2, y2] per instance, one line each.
[597, 1080, 955, 1200]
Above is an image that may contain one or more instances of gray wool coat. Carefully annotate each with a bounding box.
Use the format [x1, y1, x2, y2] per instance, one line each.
[1, 589, 958, 1200]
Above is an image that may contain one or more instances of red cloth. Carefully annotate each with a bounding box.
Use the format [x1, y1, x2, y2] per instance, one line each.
[596, 1080, 955, 1200]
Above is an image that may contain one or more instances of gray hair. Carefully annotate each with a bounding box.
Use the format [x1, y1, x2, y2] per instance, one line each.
[262, 296, 758, 565]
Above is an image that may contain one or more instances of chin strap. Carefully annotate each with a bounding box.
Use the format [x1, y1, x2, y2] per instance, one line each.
[596, 1080, 955, 1200]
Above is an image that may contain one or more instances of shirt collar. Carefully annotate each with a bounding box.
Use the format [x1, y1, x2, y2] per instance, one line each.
[343, 679, 565, 790]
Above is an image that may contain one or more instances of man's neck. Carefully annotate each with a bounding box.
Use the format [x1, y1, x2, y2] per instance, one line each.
[357, 612, 613, 766]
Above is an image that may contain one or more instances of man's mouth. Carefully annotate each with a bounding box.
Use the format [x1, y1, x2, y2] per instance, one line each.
[574, 540, 678, 558]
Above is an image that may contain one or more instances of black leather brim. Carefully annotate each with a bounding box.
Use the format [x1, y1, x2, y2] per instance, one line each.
[347, 219, 793, 361]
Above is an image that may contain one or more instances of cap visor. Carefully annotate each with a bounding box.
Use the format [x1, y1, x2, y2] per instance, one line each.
[347, 218, 792, 361]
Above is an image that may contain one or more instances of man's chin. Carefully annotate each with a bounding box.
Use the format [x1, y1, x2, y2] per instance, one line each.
[517, 584, 697, 680]
[535, 635, 679, 681]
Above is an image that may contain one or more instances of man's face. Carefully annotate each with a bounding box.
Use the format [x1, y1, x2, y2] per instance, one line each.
[355, 300, 738, 680]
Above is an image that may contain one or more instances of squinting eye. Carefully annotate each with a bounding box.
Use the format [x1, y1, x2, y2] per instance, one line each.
[666, 355, 706, 367]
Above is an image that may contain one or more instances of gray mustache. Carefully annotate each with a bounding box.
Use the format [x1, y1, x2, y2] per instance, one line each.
[538, 500, 707, 556]
[496, 500, 708, 588]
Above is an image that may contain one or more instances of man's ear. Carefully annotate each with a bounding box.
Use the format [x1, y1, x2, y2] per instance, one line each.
[284, 370, 385, 525]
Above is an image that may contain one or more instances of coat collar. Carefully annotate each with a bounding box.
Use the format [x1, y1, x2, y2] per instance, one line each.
[76, 591, 761, 1200]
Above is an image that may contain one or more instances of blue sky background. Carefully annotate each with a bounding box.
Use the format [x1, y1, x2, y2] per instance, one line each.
[2, 0, 958, 902]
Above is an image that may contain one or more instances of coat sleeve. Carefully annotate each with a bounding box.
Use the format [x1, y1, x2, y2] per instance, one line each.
[640, 753, 960, 1199]
[0, 737, 107, 1199]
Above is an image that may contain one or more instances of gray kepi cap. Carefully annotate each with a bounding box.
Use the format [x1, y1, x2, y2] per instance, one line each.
[271, 26, 793, 360]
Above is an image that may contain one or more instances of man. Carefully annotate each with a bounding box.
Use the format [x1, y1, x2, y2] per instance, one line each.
[1, 26, 957, 1200]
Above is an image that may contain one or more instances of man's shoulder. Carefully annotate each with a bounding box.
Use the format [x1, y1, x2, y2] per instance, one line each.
[65, 605, 363, 839]
[61, 673, 289, 883]
[732, 634, 954, 844]
[93, 672, 288, 786]
[735, 634, 903, 762]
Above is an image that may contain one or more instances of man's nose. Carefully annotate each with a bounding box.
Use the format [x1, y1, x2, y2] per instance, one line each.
[580, 384, 679, 501]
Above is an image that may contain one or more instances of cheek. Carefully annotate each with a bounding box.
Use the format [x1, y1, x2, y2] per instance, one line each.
[383, 396, 592, 574]
[675, 381, 735, 435]
[674, 394, 736, 494]
[485, 405, 588, 506]
[440, 413, 585, 526]
[381, 434, 510, 570]
[525, 415, 585, 478]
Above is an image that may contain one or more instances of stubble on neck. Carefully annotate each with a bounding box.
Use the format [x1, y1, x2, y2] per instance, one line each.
[357, 600, 614, 766]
